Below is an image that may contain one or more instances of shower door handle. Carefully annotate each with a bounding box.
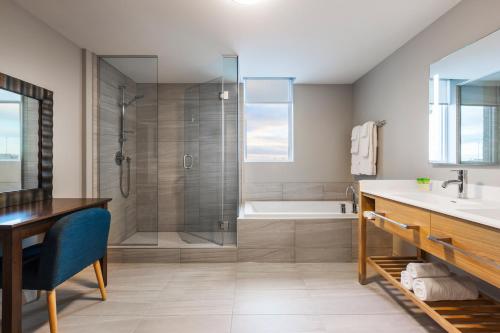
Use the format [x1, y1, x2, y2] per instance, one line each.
[183, 154, 193, 169]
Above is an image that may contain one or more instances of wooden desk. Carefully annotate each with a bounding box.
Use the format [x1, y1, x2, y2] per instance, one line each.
[0, 198, 111, 333]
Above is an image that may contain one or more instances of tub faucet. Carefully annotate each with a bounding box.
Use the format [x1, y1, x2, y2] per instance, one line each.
[442, 169, 467, 198]
[346, 185, 358, 214]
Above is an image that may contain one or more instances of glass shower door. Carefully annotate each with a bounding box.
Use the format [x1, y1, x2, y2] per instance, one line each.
[183, 77, 225, 245]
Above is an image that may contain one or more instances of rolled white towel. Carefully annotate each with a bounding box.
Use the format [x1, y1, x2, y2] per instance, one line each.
[363, 211, 375, 219]
[400, 270, 414, 290]
[413, 276, 479, 302]
[406, 262, 450, 279]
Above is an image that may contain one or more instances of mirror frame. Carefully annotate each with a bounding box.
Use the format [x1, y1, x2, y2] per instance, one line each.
[0, 72, 53, 208]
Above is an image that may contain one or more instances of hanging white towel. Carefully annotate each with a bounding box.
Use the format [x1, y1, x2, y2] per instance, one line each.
[413, 276, 479, 302]
[358, 121, 377, 175]
[406, 262, 450, 279]
[350, 125, 362, 175]
[350, 126, 361, 154]
[359, 122, 372, 157]
[400, 270, 414, 290]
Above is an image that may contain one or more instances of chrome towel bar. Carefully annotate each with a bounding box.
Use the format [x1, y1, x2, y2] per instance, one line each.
[427, 235, 500, 270]
[365, 211, 420, 230]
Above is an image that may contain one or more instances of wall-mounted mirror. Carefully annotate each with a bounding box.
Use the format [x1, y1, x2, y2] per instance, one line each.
[0, 71, 53, 209]
[429, 29, 500, 165]
[0, 88, 39, 192]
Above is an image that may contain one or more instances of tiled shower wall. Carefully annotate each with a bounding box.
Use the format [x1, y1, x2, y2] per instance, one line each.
[98, 60, 137, 244]
[135, 83, 239, 234]
[135, 83, 158, 232]
[138, 84, 194, 232]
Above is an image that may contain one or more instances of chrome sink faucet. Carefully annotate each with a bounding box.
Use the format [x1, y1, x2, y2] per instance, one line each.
[442, 169, 467, 198]
[346, 184, 358, 214]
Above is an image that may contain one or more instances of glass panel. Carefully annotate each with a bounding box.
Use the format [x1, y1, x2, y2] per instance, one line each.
[182, 56, 239, 246]
[99, 56, 158, 246]
[183, 77, 224, 245]
[222, 57, 239, 246]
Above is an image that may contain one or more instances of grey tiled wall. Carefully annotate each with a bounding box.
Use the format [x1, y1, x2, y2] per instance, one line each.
[136, 83, 158, 232]
[237, 218, 392, 262]
[98, 60, 138, 244]
[243, 182, 354, 201]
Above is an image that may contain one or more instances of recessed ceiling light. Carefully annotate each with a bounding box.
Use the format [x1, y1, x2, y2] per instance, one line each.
[233, 0, 260, 5]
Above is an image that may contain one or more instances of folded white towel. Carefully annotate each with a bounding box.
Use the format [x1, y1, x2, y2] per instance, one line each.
[413, 276, 479, 301]
[400, 270, 414, 290]
[406, 262, 450, 279]
[350, 126, 361, 154]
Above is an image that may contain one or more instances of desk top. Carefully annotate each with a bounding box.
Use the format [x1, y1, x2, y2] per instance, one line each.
[0, 198, 111, 230]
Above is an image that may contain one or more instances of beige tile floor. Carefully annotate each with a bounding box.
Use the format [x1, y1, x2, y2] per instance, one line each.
[21, 263, 445, 333]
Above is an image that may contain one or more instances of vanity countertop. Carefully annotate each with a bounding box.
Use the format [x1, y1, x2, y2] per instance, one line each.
[360, 180, 500, 230]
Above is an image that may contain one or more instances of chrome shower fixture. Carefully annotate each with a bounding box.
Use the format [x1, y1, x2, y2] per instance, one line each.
[115, 85, 143, 198]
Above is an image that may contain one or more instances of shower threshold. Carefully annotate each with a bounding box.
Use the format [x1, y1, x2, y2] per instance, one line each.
[117, 231, 236, 248]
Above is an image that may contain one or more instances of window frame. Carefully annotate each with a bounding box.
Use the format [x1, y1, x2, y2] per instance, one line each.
[243, 77, 295, 163]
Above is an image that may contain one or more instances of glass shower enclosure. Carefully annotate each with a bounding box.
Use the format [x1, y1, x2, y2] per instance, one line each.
[99, 55, 238, 247]
[183, 56, 239, 246]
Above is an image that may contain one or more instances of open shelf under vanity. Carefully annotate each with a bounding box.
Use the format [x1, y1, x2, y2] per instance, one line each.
[368, 256, 500, 333]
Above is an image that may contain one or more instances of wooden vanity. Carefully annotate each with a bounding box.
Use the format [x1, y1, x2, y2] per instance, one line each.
[358, 191, 500, 333]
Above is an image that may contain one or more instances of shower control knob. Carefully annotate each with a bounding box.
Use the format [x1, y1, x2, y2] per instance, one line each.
[115, 151, 125, 165]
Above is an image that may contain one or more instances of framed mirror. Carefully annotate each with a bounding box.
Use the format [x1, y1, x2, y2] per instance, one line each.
[0, 72, 53, 208]
[429, 29, 500, 165]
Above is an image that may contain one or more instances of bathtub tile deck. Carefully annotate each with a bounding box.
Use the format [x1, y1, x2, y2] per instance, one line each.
[23, 263, 444, 333]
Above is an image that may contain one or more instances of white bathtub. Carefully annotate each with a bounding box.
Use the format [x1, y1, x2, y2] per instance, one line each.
[240, 201, 358, 219]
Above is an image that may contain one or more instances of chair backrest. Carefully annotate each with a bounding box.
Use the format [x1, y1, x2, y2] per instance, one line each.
[37, 208, 110, 290]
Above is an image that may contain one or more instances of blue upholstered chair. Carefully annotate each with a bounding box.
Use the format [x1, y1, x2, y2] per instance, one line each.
[14, 208, 110, 333]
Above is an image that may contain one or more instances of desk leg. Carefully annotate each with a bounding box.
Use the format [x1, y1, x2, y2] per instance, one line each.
[100, 253, 107, 287]
[2, 230, 23, 333]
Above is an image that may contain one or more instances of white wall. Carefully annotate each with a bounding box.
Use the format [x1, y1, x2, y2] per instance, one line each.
[0, 0, 83, 197]
[243, 84, 353, 183]
[353, 0, 500, 186]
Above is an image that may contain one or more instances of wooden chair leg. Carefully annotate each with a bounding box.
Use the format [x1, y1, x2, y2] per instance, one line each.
[93, 260, 107, 301]
[47, 289, 58, 333]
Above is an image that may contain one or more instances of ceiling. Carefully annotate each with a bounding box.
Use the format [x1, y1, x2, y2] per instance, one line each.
[15, 0, 460, 84]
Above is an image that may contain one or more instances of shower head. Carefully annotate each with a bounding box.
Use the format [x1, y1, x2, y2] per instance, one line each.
[122, 94, 144, 107]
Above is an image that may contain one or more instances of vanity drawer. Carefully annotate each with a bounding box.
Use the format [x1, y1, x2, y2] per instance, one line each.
[373, 197, 430, 246]
[429, 213, 500, 287]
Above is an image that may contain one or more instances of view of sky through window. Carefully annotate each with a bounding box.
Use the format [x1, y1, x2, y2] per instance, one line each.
[244, 78, 293, 162]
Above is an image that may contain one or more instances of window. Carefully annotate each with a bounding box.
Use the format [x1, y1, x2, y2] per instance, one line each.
[244, 78, 294, 162]
[0, 89, 22, 161]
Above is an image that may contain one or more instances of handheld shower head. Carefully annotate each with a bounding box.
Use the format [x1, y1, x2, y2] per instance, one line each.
[121, 94, 144, 107]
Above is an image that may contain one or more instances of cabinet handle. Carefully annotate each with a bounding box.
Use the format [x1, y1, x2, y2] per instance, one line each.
[427, 235, 500, 269]
[365, 211, 420, 230]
